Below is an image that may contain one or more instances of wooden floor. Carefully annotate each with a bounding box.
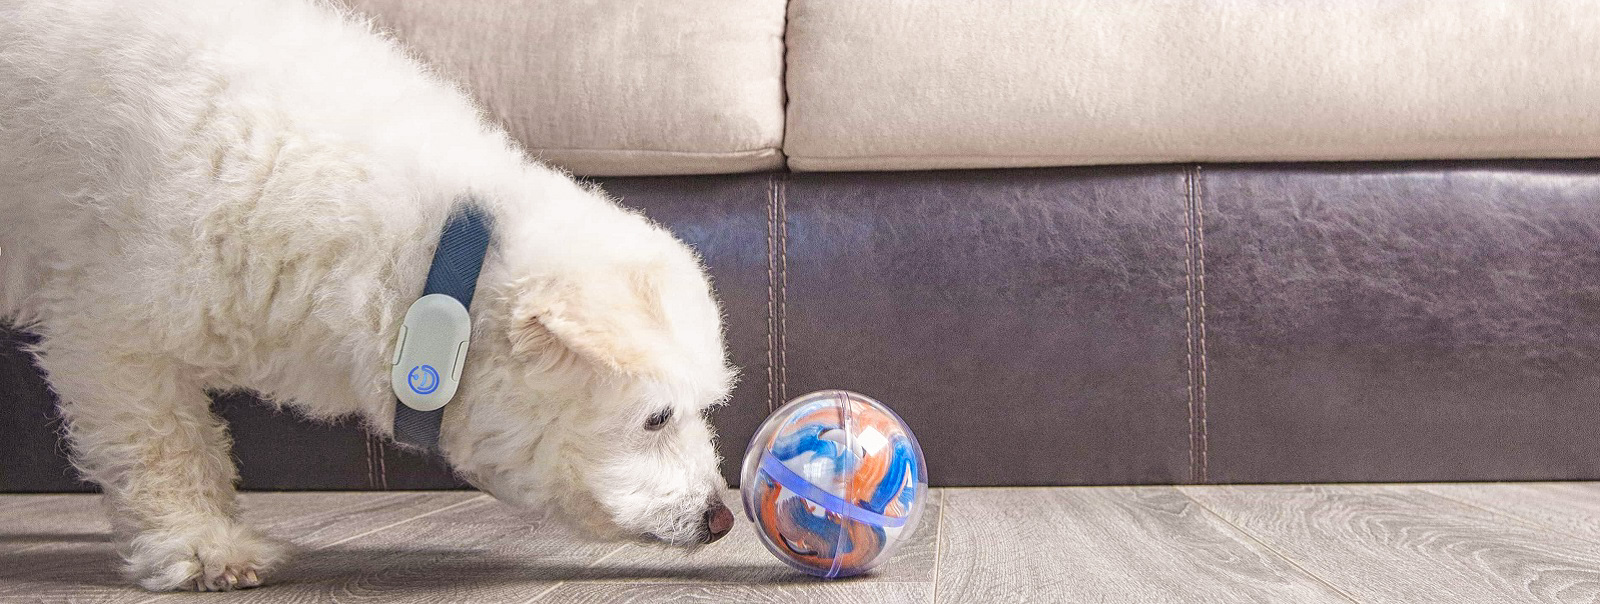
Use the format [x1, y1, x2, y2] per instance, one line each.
[4, 484, 1600, 603]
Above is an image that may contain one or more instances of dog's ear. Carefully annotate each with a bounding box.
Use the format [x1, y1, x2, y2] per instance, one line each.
[506, 269, 674, 376]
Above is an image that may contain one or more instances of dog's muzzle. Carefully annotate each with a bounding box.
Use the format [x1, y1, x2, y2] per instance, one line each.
[703, 497, 734, 544]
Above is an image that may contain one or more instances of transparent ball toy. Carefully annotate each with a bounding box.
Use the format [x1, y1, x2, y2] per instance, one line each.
[740, 390, 929, 578]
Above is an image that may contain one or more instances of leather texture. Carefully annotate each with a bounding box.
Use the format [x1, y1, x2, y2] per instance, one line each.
[1200, 161, 1600, 482]
[6, 162, 1600, 489]
[780, 168, 1193, 485]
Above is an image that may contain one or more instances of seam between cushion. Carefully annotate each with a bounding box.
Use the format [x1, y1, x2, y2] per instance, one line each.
[778, 0, 792, 172]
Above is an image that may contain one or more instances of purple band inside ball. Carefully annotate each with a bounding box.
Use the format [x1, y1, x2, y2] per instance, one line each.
[759, 453, 908, 529]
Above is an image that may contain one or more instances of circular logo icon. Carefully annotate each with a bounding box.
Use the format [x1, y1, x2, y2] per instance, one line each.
[407, 365, 440, 395]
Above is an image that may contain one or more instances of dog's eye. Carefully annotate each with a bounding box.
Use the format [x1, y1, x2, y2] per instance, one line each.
[645, 408, 673, 431]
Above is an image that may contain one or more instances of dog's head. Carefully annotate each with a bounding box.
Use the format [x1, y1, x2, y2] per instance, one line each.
[436, 179, 736, 546]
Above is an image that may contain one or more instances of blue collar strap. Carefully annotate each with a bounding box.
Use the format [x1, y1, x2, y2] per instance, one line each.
[393, 204, 493, 451]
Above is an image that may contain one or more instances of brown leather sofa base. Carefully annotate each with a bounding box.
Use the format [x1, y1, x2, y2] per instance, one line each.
[4, 161, 1599, 490]
[1201, 162, 1600, 482]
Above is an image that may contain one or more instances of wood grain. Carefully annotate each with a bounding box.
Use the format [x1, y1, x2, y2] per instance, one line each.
[0, 494, 112, 567]
[935, 487, 1352, 604]
[152, 497, 624, 603]
[1181, 484, 1600, 603]
[0, 491, 485, 603]
[9, 485, 1600, 603]
[0, 494, 138, 604]
[0, 493, 79, 515]
[1418, 482, 1600, 543]
[242, 491, 486, 549]
[0, 494, 107, 536]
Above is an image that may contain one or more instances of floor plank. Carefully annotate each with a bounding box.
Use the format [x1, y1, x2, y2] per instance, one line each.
[1418, 482, 1600, 544]
[0, 494, 137, 604]
[0, 491, 485, 603]
[1182, 484, 1600, 603]
[0, 494, 107, 537]
[8, 485, 1600, 603]
[243, 491, 486, 550]
[0, 493, 81, 515]
[935, 487, 1352, 604]
[154, 497, 623, 603]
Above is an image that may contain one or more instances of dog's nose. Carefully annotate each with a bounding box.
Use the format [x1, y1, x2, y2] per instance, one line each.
[702, 498, 734, 543]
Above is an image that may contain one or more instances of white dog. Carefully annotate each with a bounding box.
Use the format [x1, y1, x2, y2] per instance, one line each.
[0, 0, 738, 592]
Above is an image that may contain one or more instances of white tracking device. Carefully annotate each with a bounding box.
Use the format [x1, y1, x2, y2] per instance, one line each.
[391, 294, 472, 412]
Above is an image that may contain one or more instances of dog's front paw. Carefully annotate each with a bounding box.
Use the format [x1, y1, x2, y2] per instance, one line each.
[124, 522, 288, 591]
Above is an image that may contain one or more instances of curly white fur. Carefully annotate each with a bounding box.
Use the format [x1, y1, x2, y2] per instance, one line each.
[0, 0, 735, 591]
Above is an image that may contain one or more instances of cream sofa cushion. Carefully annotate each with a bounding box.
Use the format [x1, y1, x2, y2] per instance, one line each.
[784, 0, 1600, 172]
[345, 0, 786, 176]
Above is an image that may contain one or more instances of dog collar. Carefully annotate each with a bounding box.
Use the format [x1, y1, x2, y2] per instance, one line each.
[390, 204, 493, 451]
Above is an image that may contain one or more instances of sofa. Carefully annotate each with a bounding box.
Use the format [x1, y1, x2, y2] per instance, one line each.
[6, 0, 1600, 491]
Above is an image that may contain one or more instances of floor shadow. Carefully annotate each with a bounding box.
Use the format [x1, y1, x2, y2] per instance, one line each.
[0, 548, 126, 588]
[285, 546, 838, 586]
[2, 544, 849, 594]
[0, 532, 111, 544]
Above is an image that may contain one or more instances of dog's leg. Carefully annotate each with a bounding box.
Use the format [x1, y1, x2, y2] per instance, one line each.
[40, 344, 286, 592]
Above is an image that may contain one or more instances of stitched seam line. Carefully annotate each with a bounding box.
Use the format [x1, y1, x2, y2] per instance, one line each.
[376, 438, 389, 490]
[1193, 166, 1211, 484]
[776, 175, 788, 406]
[766, 174, 780, 412]
[1183, 168, 1200, 484]
[364, 435, 377, 490]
